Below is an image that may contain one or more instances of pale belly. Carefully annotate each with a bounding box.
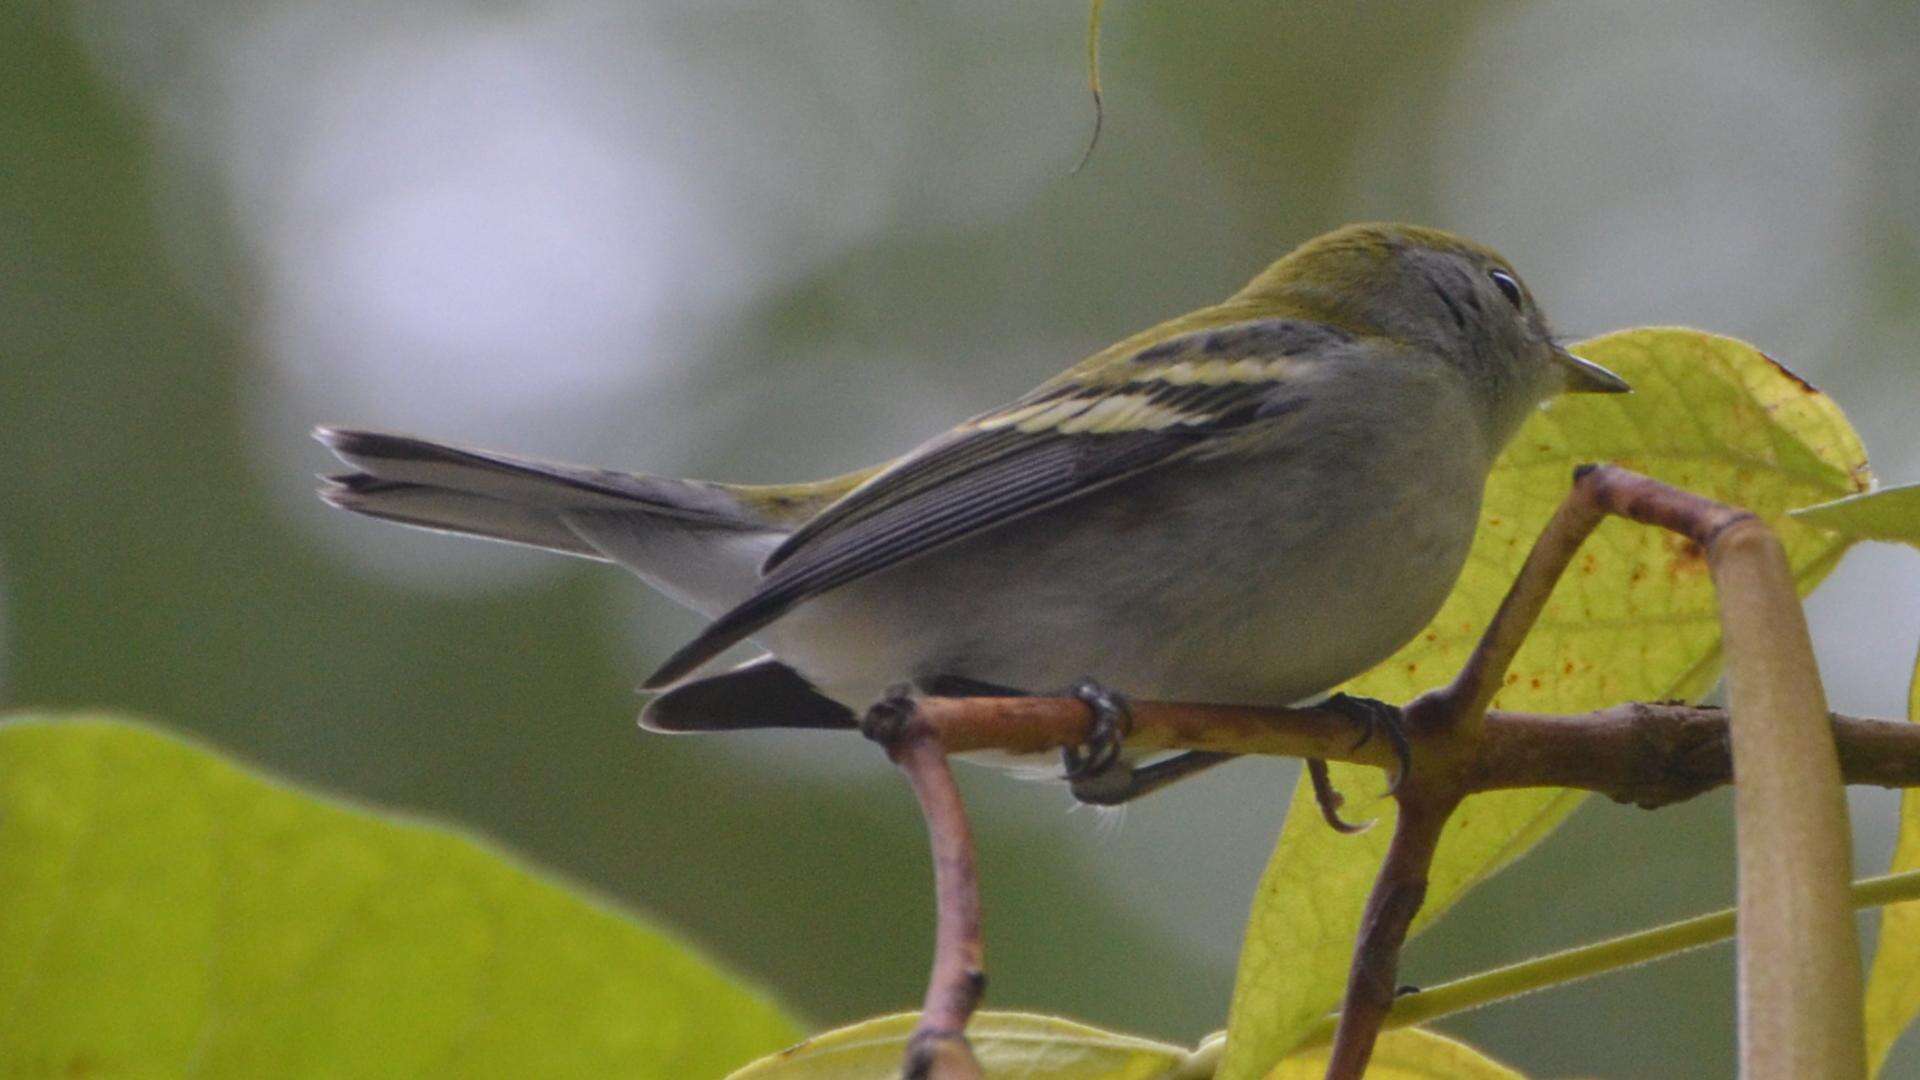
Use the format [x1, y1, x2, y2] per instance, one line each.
[763, 415, 1490, 710]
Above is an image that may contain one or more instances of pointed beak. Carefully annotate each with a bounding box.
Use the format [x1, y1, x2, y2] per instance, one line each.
[1552, 344, 1632, 394]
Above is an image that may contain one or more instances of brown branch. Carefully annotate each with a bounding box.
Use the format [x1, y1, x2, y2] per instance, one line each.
[1322, 791, 1454, 1077]
[910, 694, 1405, 766]
[863, 696, 986, 1080]
[904, 696, 1920, 803]
[1473, 706, 1920, 804]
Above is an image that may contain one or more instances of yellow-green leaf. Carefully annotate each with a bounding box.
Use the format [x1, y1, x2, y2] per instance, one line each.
[1791, 483, 1920, 547]
[1219, 328, 1868, 1079]
[1266, 1027, 1524, 1079]
[1865, 646, 1920, 1075]
[727, 1011, 1189, 1080]
[0, 715, 800, 1078]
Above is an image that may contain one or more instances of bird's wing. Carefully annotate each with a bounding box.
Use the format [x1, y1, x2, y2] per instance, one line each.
[641, 318, 1343, 688]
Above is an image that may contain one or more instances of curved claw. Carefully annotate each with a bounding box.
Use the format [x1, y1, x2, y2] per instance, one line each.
[1307, 758, 1372, 834]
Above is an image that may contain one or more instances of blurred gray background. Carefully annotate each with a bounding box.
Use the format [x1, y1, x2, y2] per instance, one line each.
[4, 3, 1919, 1076]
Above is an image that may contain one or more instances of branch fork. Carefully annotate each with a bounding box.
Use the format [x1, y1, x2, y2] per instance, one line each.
[862, 466, 1871, 1079]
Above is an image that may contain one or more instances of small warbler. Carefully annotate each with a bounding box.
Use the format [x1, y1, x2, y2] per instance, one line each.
[318, 223, 1627, 802]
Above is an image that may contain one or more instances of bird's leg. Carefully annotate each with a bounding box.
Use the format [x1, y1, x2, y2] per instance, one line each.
[1068, 749, 1237, 806]
[1321, 692, 1413, 792]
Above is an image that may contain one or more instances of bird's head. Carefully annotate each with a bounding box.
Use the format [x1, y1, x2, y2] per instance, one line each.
[1238, 222, 1628, 437]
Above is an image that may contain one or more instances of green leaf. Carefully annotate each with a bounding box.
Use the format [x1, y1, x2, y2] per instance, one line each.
[1865, 646, 1920, 1074]
[726, 1011, 1189, 1080]
[1790, 483, 1920, 547]
[1266, 1027, 1524, 1079]
[0, 715, 801, 1078]
[1218, 329, 1869, 1079]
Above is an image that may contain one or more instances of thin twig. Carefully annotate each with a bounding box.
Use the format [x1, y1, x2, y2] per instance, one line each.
[1322, 792, 1454, 1079]
[910, 695, 1404, 768]
[1073, 0, 1107, 172]
[1293, 867, 1920, 1050]
[864, 697, 986, 1080]
[1472, 706, 1919, 802]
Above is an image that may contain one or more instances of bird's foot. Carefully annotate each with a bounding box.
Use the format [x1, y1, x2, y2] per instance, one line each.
[1060, 678, 1132, 784]
[1322, 692, 1412, 793]
[1069, 749, 1235, 806]
[859, 683, 920, 746]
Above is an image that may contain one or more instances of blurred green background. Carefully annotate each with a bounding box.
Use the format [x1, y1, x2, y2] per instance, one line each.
[5, 2, 1920, 1075]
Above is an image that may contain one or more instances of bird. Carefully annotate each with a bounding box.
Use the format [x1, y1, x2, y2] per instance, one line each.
[316, 222, 1628, 804]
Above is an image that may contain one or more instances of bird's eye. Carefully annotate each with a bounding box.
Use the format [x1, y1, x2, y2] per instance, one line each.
[1489, 269, 1524, 309]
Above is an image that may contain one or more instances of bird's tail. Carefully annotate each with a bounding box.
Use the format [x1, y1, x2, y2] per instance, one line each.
[314, 427, 869, 617]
